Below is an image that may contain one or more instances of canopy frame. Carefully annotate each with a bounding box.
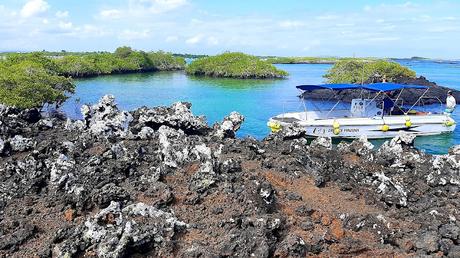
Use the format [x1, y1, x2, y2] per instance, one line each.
[296, 83, 433, 120]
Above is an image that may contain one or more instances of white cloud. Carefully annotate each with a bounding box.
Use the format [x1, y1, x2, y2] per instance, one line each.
[186, 34, 203, 44]
[165, 35, 178, 42]
[207, 36, 219, 45]
[20, 0, 49, 18]
[278, 20, 303, 29]
[100, 9, 122, 19]
[316, 15, 339, 21]
[56, 11, 69, 18]
[118, 29, 150, 40]
[366, 37, 400, 42]
[441, 16, 458, 21]
[59, 21, 73, 30]
[129, 0, 188, 14]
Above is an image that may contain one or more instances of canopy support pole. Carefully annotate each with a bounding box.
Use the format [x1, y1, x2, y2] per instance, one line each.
[326, 100, 342, 119]
[298, 89, 308, 120]
[406, 88, 430, 115]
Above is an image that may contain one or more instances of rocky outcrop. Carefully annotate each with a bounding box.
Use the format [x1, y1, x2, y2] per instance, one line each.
[1, 95, 460, 257]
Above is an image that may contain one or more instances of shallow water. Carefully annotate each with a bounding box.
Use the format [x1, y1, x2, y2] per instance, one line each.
[61, 61, 459, 154]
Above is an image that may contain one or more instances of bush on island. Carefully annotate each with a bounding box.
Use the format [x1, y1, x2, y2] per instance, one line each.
[186, 52, 288, 79]
[0, 53, 74, 109]
[57, 47, 185, 77]
[0, 47, 186, 109]
[324, 59, 416, 83]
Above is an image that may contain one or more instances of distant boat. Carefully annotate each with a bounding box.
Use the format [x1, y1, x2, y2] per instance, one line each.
[268, 83, 456, 139]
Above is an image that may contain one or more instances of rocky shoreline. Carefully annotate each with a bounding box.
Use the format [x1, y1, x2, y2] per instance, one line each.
[1, 96, 460, 257]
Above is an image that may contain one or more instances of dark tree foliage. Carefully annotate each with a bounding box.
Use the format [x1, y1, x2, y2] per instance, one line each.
[0, 47, 186, 108]
[324, 59, 416, 83]
[186, 52, 288, 79]
[0, 53, 74, 109]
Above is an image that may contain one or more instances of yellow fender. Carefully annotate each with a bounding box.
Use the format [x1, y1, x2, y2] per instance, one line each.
[333, 128, 341, 135]
[268, 121, 282, 132]
[381, 124, 389, 132]
[404, 116, 412, 127]
[445, 120, 455, 127]
[332, 120, 340, 135]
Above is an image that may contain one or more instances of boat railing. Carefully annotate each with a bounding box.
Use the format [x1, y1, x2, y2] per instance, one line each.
[419, 96, 443, 106]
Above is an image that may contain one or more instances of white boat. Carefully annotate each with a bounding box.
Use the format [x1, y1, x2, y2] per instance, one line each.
[267, 83, 456, 139]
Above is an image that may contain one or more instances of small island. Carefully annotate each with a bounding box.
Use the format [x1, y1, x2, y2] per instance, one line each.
[186, 52, 288, 79]
[0, 47, 185, 109]
[265, 56, 377, 64]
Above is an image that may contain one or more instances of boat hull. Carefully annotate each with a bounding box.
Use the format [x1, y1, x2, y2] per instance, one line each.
[268, 113, 456, 139]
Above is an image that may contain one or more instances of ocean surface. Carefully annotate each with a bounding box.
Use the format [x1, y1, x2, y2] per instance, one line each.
[61, 60, 460, 154]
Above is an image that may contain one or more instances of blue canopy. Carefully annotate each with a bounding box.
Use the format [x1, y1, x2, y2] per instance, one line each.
[296, 83, 428, 92]
[364, 83, 428, 92]
[296, 84, 361, 91]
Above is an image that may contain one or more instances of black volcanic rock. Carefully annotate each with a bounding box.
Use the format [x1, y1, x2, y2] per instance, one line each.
[0, 95, 460, 257]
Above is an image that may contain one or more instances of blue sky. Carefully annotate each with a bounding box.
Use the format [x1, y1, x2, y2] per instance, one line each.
[0, 0, 459, 58]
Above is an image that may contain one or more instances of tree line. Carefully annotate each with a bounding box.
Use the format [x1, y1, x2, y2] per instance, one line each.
[0, 47, 185, 109]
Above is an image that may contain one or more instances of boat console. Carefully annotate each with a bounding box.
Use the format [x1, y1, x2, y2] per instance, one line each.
[350, 99, 382, 118]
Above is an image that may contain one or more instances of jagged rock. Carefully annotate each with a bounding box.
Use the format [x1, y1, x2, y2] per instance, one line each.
[272, 123, 306, 140]
[62, 141, 75, 153]
[377, 132, 419, 165]
[218, 158, 242, 173]
[91, 183, 130, 208]
[2, 95, 460, 257]
[19, 108, 41, 123]
[81, 95, 133, 138]
[158, 126, 191, 168]
[64, 118, 85, 131]
[310, 137, 332, 149]
[439, 224, 459, 240]
[0, 138, 5, 154]
[449, 145, 460, 155]
[275, 234, 308, 257]
[137, 126, 155, 139]
[38, 119, 53, 129]
[189, 161, 217, 193]
[415, 231, 440, 253]
[9, 135, 34, 152]
[0, 223, 36, 250]
[213, 111, 244, 139]
[56, 201, 186, 258]
[135, 102, 208, 134]
[49, 154, 75, 189]
[338, 135, 374, 156]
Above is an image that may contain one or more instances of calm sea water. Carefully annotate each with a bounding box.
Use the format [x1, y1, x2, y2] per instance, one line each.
[61, 61, 460, 154]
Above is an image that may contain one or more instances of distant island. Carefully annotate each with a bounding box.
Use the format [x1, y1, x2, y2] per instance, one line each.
[265, 56, 378, 64]
[186, 52, 288, 79]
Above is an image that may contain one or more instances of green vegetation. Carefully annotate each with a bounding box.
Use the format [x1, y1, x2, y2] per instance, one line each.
[0, 53, 74, 109]
[0, 47, 186, 108]
[266, 56, 377, 64]
[57, 47, 185, 77]
[323, 59, 416, 84]
[186, 52, 288, 79]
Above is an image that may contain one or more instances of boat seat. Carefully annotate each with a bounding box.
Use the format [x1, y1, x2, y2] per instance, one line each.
[272, 117, 301, 123]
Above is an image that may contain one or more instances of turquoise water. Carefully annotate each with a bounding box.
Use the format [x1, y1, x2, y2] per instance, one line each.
[61, 62, 459, 154]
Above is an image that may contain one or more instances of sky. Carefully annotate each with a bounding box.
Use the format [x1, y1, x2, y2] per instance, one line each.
[0, 0, 459, 59]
